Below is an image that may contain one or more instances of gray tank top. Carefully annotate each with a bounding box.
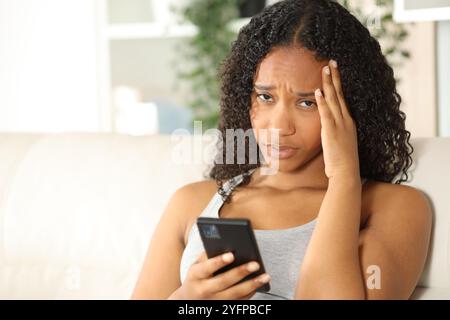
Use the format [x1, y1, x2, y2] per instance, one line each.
[179, 168, 366, 300]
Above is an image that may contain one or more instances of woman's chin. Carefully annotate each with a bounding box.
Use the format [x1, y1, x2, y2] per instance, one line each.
[260, 156, 300, 173]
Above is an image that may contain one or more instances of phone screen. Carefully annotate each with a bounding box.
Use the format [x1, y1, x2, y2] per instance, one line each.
[196, 217, 270, 292]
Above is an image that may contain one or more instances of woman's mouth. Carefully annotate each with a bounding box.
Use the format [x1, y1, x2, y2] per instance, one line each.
[263, 144, 298, 160]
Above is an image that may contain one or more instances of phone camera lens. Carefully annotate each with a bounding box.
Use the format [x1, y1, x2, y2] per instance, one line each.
[201, 224, 221, 239]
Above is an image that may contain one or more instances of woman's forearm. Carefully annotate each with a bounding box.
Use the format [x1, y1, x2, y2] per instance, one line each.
[295, 175, 366, 299]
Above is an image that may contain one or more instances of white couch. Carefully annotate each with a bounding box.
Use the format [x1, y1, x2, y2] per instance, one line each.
[0, 132, 449, 299]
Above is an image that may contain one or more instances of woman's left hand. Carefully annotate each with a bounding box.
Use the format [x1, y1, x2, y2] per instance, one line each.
[315, 60, 360, 181]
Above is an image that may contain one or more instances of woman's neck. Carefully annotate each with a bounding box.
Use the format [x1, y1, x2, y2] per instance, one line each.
[251, 150, 329, 191]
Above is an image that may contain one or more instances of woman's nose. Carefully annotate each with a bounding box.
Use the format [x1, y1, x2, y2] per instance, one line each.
[269, 104, 296, 136]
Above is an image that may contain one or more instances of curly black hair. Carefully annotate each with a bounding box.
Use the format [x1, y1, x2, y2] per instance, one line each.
[207, 0, 413, 202]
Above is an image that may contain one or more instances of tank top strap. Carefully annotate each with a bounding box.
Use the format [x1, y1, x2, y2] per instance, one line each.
[203, 168, 258, 215]
[222, 167, 258, 198]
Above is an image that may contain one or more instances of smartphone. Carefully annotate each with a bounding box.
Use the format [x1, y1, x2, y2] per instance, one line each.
[196, 217, 270, 292]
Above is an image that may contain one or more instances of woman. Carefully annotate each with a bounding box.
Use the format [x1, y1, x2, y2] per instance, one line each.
[132, 0, 431, 300]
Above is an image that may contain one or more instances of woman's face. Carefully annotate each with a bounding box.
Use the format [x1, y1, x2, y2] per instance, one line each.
[250, 45, 328, 172]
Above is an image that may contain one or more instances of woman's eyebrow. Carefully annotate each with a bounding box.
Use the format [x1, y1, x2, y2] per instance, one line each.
[254, 84, 274, 90]
[254, 84, 315, 97]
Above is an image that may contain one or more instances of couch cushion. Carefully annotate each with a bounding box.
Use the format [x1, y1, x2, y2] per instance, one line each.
[411, 287, 450, 300]
[0, 133, 213, 298]
[401, 138, 450, 289]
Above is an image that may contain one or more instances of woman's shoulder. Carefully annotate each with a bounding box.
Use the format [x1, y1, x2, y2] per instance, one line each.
[171, 179, 219, 216]
[174, 179, 218, 197]
[362, 179, 432, 230]
[363, 179, 430, 204]
[170, 179, 220, 246]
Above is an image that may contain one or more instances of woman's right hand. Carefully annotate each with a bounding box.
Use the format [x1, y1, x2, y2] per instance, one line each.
[170, 251, 271, 300]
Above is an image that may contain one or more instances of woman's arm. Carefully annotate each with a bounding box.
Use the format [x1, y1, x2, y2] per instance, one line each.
[357, 183, 432, 299]
[294, 60, 432, 299]
[295, 178, 432, 299]
[295, 175, 365, 299]
[131, 186, 190, 299]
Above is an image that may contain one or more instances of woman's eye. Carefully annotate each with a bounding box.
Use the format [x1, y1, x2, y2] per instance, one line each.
[299, 100, 316, 109]
[257, 94, 273, 103]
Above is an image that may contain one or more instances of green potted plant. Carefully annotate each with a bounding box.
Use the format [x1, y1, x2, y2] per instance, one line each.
[173, 0, 241, 131]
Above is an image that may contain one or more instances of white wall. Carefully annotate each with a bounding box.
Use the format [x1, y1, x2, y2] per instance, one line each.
[437, 20, 450, 137]
[0, 0, 106, 133]
[396, 22, 437, 138]
[110, 38, 194, 106]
